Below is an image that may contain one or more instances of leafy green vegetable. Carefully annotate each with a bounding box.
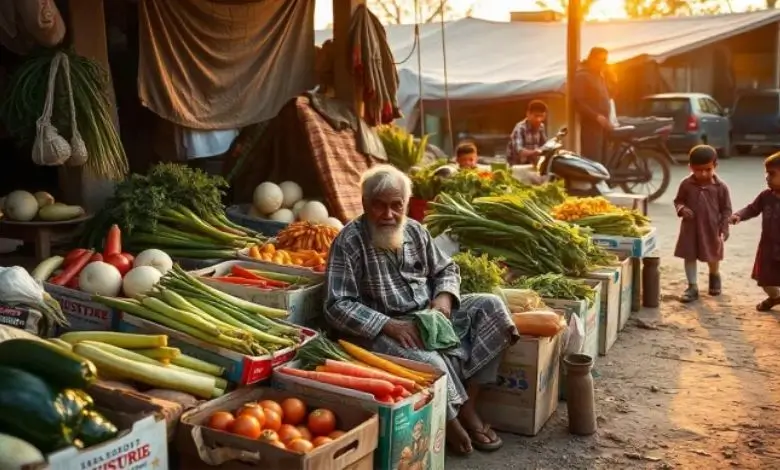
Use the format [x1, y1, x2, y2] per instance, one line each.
[452, 251, 507, 295]
[510, 273, 595, 304]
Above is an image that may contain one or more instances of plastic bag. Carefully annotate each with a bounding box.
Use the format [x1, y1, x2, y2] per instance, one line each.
[563, 314, 585, 355]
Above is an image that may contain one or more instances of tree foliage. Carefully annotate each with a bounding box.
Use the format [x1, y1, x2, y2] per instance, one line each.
[535, 0, 725, 19]
[368, 0, 474, 24]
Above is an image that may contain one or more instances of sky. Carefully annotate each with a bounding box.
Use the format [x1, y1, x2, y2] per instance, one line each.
[313, 0, 766, 28]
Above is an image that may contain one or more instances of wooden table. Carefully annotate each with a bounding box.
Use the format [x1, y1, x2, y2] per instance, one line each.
[0, 215, 92, 261]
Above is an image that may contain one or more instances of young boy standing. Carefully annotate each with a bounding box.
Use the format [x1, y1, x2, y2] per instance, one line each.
[729, 152, 780, 311]
[674, 145, 733, 303]
[455, 142, 479, 170]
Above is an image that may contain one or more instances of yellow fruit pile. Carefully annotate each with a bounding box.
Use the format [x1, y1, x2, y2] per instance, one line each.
[276, 222, 340, 253]
[248, 243, 327, 272]
[550, 197, 618, 222]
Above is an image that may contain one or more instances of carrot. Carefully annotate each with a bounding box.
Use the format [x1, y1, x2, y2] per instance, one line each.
[50, 249, 94, 286]
[376, 395, 394, 404]
[104, 225, 122, 257]
[230, 265, 289, 288]
[209, 276, 269, 287]
[278, 367, 396, 396]
[337, 340, 431, 384]
[315, 365, 328, 373]
[323, 359, 416, 392]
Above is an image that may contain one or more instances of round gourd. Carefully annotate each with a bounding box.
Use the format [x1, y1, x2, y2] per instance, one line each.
[269, 208, 295, 223]
[298, 201, 329, 223]
[4, 191, 39, 221]
[292, 199, 308, 218]
[279, 181, 303, 208]
[324, 217, 344, 230]
[253, 182, 284, 215]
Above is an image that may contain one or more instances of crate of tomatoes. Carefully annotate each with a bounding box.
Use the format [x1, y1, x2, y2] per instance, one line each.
[177, 387, 378, 470]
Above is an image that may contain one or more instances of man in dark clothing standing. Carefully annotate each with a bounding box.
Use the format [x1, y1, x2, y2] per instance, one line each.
[573, 47, 612, 163]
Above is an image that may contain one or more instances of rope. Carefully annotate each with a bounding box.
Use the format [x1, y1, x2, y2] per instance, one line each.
[415, 0, 425, 135]
[439, 0, 454, 152]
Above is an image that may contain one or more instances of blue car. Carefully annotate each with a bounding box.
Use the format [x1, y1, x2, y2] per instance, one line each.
[730, 89, 780, 155]
[640, 93, 731, 158]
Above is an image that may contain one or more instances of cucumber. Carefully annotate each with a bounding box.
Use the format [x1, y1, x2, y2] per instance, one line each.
[37, 204, 85, 221]
[0, 366, 74, 453]
[0, 339, 97, 389]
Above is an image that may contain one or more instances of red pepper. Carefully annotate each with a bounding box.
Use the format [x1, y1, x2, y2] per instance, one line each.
[210, 276, 268, 287]
[104, 225, 122, 257]
[50, 249, 95, 286]
[121, 252, 135, 266]
[230, 265, 289, 288]
[65, 276, 79, 289]
[89, 253, 103, 263]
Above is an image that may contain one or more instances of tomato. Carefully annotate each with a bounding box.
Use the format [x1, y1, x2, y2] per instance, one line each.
[296, 426, 313, 441]
[281, 398, 307, 425]
[104, 253, 132, 276]
[259, 400, 284, 420]
[258, 429, 280, 443]
[63, 249, 89, 267]
[277, 424, 302, 443]
[236, 403, 266, 429]
[263, 409, 282, 432]
[312, 436, 333, 448]
[328, 430, 345, 440]
[287, 438, 314, 454]
[307, 409, 336, 436]
[89, 253, 103, 263]
[230, 415, 262, 439]
[268, 440, 287, 449]
[206, 411, 235, 432]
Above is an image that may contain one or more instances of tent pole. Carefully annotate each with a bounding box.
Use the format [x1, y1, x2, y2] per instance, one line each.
[775, 21, 780, 88]
[565, 0, 581, 153]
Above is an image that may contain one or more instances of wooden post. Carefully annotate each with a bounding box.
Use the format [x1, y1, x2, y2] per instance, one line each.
[332, 0, 365, 116]
[565, 0, 581, 153]
[61, 0, 116, 206]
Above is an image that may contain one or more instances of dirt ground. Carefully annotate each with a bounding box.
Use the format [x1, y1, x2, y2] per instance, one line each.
[451, 157, 780, 470]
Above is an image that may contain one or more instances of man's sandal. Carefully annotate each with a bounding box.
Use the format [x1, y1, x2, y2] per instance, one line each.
[465, 425, 503, 452]
[757, 297, 780, 312]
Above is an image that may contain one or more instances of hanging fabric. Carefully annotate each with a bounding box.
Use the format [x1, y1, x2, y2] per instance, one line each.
[31, 53, 71, 167]
[0, 0, 65, 55]
[138, 0, 315, 130]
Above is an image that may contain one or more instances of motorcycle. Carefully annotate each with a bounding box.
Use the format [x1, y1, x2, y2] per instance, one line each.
[536, 127, 613, 197]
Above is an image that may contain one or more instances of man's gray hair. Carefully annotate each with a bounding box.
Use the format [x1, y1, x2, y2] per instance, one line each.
[360, 165, 413, 202]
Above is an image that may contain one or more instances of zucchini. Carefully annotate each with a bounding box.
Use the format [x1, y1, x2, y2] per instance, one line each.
[75, 410, 118, 447]
[55, 389, 94, 428]
[0, 339, 97, 389]
[0, 366, 74, 453]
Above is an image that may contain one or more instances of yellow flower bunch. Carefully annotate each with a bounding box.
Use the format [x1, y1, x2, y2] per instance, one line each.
[550, 196, 619, 221]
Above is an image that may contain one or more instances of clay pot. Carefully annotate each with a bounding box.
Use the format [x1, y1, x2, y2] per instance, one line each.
[564, 353, 597, 435]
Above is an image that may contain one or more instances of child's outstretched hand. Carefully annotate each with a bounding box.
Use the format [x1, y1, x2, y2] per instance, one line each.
[729, 214, 741, 225]
[680, 207, 694, 219]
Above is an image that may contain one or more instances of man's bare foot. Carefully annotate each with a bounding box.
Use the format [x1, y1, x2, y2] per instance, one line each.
[457, 403, 503, 452]
[445, 418, 472, 456]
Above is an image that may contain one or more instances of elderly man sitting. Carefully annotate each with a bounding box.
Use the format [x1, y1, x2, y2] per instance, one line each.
[324, 165, 519, 455]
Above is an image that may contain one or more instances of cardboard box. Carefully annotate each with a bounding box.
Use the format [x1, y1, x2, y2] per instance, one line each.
[176, 387, 378, 470]
[616, 256, 634, 331]
[189, 260, 325, 328]
[272, 357, 447, 470]
[118, 313, 317, 385]
[46, 385, 168, 470]
[591, 226, 658, 258]
[543, 280, 601, 360]
[0, 303, 55, 337]
[237, 248, 327, 277]
[605, 193, 649, 216]
[477, 332, 562, 436]
[44, 283, 120, 333]
[578, 265, 621, 356]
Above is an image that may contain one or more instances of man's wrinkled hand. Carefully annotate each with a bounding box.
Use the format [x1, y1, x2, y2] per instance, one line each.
[383, 319, 424, 349]
[430, 294, 453, 318]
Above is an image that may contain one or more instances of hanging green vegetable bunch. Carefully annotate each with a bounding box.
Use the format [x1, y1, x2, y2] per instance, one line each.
[0, 49, 128, 180]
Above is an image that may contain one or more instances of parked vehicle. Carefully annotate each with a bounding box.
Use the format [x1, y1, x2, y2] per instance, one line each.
[639, 93, 731, 158]
[730, 89, 780, 155]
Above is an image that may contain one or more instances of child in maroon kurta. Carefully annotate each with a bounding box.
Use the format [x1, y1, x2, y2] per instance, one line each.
[673, 145, 732, 303]
[730, 152, 780, 311]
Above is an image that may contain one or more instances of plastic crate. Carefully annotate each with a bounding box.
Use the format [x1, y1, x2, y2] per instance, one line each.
[225, 204, 288, 236]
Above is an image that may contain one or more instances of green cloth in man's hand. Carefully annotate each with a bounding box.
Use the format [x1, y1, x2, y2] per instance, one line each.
[406, 309, 460, 350]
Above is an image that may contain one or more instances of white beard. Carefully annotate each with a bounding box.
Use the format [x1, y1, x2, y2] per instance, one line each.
[369, 218, 406, 250]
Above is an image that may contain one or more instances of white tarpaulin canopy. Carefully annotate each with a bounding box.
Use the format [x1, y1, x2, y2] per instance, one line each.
[315, 10, 780, 124]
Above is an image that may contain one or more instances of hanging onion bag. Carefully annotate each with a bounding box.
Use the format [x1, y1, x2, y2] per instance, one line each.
[62, 54, 88, 166]
[31, 53, 71, 166]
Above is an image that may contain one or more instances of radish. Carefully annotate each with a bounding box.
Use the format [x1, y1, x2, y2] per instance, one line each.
[79, 262, 123, 297]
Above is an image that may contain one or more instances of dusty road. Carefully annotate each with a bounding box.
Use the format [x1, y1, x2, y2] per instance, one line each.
[451, 157, 780, 470]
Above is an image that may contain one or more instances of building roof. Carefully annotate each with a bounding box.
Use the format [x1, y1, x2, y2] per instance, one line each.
[316, 10, 780, 123]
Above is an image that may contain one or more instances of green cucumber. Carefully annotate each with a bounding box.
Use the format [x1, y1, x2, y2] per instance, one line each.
[0, 339, 97, 389]
[0, 366, 74, 453]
